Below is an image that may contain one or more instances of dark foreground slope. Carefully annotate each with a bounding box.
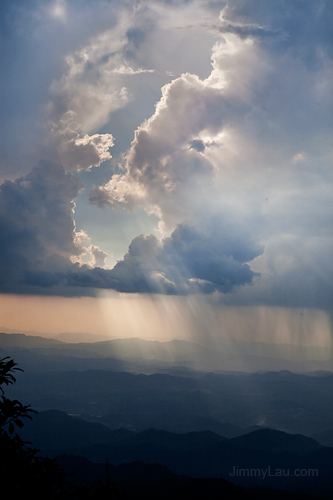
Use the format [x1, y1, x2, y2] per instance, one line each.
[18, 410, 333, 498]
[56, 455, 323, 500]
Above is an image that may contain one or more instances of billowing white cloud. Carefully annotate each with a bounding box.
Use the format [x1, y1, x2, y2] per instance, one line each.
[71, 230, 109, 269]
[52, 128, 115, 172]
[90, 69, 224, 229]
[89, 0, 333, 306]
[45, 12, 158, 172]
[0, 0, 332, 308]
[0, 0, 158, 178]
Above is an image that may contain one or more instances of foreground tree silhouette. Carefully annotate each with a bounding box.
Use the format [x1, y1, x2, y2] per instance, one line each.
[0, 356, 67, 499]
[0, 356, 123, 499]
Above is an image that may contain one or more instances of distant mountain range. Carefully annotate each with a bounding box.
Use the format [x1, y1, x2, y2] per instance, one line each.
[0, 327, 112, 343]
[2, 333, 333, 439]
[1, 332, 332, 373]
[5, 363, 333, 437]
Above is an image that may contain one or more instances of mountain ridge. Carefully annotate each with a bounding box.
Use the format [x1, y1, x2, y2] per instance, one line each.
[1, 332, 332, 373]
[17, 409, 333, 497]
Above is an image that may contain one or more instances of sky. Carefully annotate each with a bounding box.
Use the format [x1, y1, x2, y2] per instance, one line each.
[0, 0, 332, 346]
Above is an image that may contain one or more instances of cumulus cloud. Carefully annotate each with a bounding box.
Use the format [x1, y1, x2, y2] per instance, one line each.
[0, 160, 116, 295]
[89, 70, 229, 230]
[44, 14, 157, 172]
[0, 0, 157, 178]
[71, 230, 109, 269]
[107, 218, 264, 294]
[87, 28, 279, 229]
[88, 0, 332, 307]
[91, 0, 332, 214]
[32, 217, 262, 295]
[0, 161, 83, 292]
[0, 157, 262, 295]
[0, 0, 332, 308]
[52, 127, 115, 172]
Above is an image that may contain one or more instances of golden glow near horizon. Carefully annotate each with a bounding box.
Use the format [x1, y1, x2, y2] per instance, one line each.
[0, 292, 332, 350]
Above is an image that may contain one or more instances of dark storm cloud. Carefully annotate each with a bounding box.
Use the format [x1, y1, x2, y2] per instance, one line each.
[0, 160, 263, 296]
[0, 159, 117, 295]
[106, 219, 264, 294]
[0, 161, 83, 292]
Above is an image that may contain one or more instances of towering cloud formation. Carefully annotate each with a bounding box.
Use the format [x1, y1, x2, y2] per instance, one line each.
[88, 2, 332, 303]
[0, 0, 332, 307]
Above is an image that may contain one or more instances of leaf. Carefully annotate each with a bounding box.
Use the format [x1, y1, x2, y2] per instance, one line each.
[9, 423, 14, 435]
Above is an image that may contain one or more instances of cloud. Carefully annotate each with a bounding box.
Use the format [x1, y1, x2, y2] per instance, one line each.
[0, 0, 332, 309]
[44, 15, 156, 172]
[87, 0, 332, 308]
[90, 245, 108, 268]
[219, 0, 333, 60]
[107, 218, 264, 294]
[88, 29, 277, 229]
[52, 128, 115, 172]
[89, 70, 231, 230]
[49, 216, 262, 295]
[71, 230, 109, 269]
[0, 0, 157, 178]
[0, 161, 83, 292]
[223, 234, 333, 311]
[0, 158, 262, 296]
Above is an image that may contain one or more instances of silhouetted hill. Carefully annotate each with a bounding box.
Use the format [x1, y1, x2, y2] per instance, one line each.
[57, 454, 180, 485]
[19, 409, 133, 451]
[56, 455, 264, 499]
[0, 332, 63, 348]
[230, 429, 321, 453]
[59, 435, 333, 496]
[312, 429, 333, 447]
[55, 455, 325, 500]
[17, 409, 333, 497]
[52, 332, 111, 343]
[134, 428, 227, 449]
[19, 410, 228, 455]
